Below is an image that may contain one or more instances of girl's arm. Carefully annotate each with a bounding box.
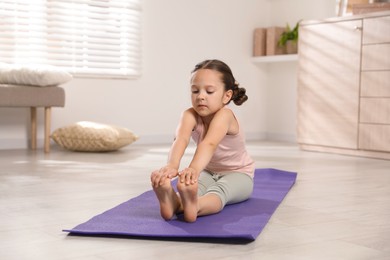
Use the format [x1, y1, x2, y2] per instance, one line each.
[179, 109, 235, 185]
[151, 108, 197, 187]
[166, 108, 197, 170]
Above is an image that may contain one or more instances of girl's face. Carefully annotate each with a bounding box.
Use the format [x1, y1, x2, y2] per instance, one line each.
[190, 69, 232, 118]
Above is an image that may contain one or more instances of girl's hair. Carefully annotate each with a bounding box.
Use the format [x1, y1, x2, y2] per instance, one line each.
[191, 59, 248, 106]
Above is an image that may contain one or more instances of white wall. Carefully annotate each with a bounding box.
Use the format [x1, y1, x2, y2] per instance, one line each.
[264, 0, 336, 142]
[0, 0, 336, 150]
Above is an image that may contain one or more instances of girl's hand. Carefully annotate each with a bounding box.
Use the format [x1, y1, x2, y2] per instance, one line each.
[178, 167, 198, 185]
[150, 165, 178, 187]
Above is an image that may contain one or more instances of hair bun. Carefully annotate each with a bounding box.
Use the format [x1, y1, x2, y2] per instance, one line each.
[233, 87, 248, 106]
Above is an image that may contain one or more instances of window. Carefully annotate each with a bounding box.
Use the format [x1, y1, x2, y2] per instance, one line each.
[0, 0, 142, 78]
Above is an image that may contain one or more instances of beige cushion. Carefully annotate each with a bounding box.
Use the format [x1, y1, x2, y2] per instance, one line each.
[51, 121, 138, 152]
[0, 63, 72, 87]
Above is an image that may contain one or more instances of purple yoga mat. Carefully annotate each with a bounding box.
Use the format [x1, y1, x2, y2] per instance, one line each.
[64, 168, 297, 242]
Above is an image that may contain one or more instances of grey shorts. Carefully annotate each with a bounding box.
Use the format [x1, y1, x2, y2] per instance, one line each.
[197, 170, 254, 209]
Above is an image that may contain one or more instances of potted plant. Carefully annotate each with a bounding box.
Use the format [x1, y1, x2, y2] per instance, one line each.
[278, 21, 300, 54]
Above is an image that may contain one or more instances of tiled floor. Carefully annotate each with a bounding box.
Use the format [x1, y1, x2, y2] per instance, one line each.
[1, 141, 389, 259]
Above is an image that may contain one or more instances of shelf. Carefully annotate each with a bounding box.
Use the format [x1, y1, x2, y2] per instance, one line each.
[252, 54, 298, 63]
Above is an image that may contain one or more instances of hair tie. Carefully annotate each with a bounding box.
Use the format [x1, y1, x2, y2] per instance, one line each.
[234, 81, 239, 89]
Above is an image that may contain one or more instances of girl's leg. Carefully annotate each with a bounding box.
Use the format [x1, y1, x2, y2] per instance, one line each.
[153, 178, 182, 220]
[197, 193, 222, 216]
[211, 172, 254, 206]
[197, 170, 215, 196]
[197, 171, 224, 216]
[178, 172, 253, 222]
[198, 172, 253, 217]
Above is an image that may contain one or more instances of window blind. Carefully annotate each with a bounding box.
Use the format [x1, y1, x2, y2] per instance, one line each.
[0, 0, 142, 78]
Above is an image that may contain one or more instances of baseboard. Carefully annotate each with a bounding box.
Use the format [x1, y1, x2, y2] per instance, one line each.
[0, 132, 288, 150]
[136, 132, 268, 145]
[300, 143, 390, 160]
[245, 131, 267, 141]
[0, 138, 31, 150]
[135, 134, 175, 145]
[265, 132, 297, 143]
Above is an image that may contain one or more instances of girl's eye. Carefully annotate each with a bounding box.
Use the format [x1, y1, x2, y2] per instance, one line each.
[191, 90, 199, 94]
[207, 91, 214, 94]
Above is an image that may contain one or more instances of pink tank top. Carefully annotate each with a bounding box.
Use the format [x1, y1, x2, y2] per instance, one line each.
[191, 110, 255, 178]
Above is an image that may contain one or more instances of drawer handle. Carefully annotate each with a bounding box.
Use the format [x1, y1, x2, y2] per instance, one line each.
[354, 26, 362, 31]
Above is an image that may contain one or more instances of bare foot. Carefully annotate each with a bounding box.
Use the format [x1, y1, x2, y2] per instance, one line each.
[177, 181, 198, 222]
[153, 179, 180, 220]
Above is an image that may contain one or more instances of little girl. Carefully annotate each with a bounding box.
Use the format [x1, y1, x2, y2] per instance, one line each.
[150, 59, 254, 222]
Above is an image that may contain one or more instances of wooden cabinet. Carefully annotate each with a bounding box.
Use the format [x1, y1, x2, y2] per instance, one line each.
[297, 19, 361, 149]
[359, 15, 390, 153]
[298, 11, 390, 160]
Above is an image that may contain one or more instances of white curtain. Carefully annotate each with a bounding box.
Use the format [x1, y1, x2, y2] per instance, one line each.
[0, 0, 142, 78]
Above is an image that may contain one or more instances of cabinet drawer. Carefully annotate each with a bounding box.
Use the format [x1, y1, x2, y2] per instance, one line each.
[363, 16, 390, 44]
[360, 98, 390, 124]
[361, 71, 390, 97]
[359, 124, 390, 152]
[362, 44, 390, 70]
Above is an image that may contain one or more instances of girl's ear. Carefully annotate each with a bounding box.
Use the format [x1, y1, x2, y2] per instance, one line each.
[223, 90, 233, 105]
